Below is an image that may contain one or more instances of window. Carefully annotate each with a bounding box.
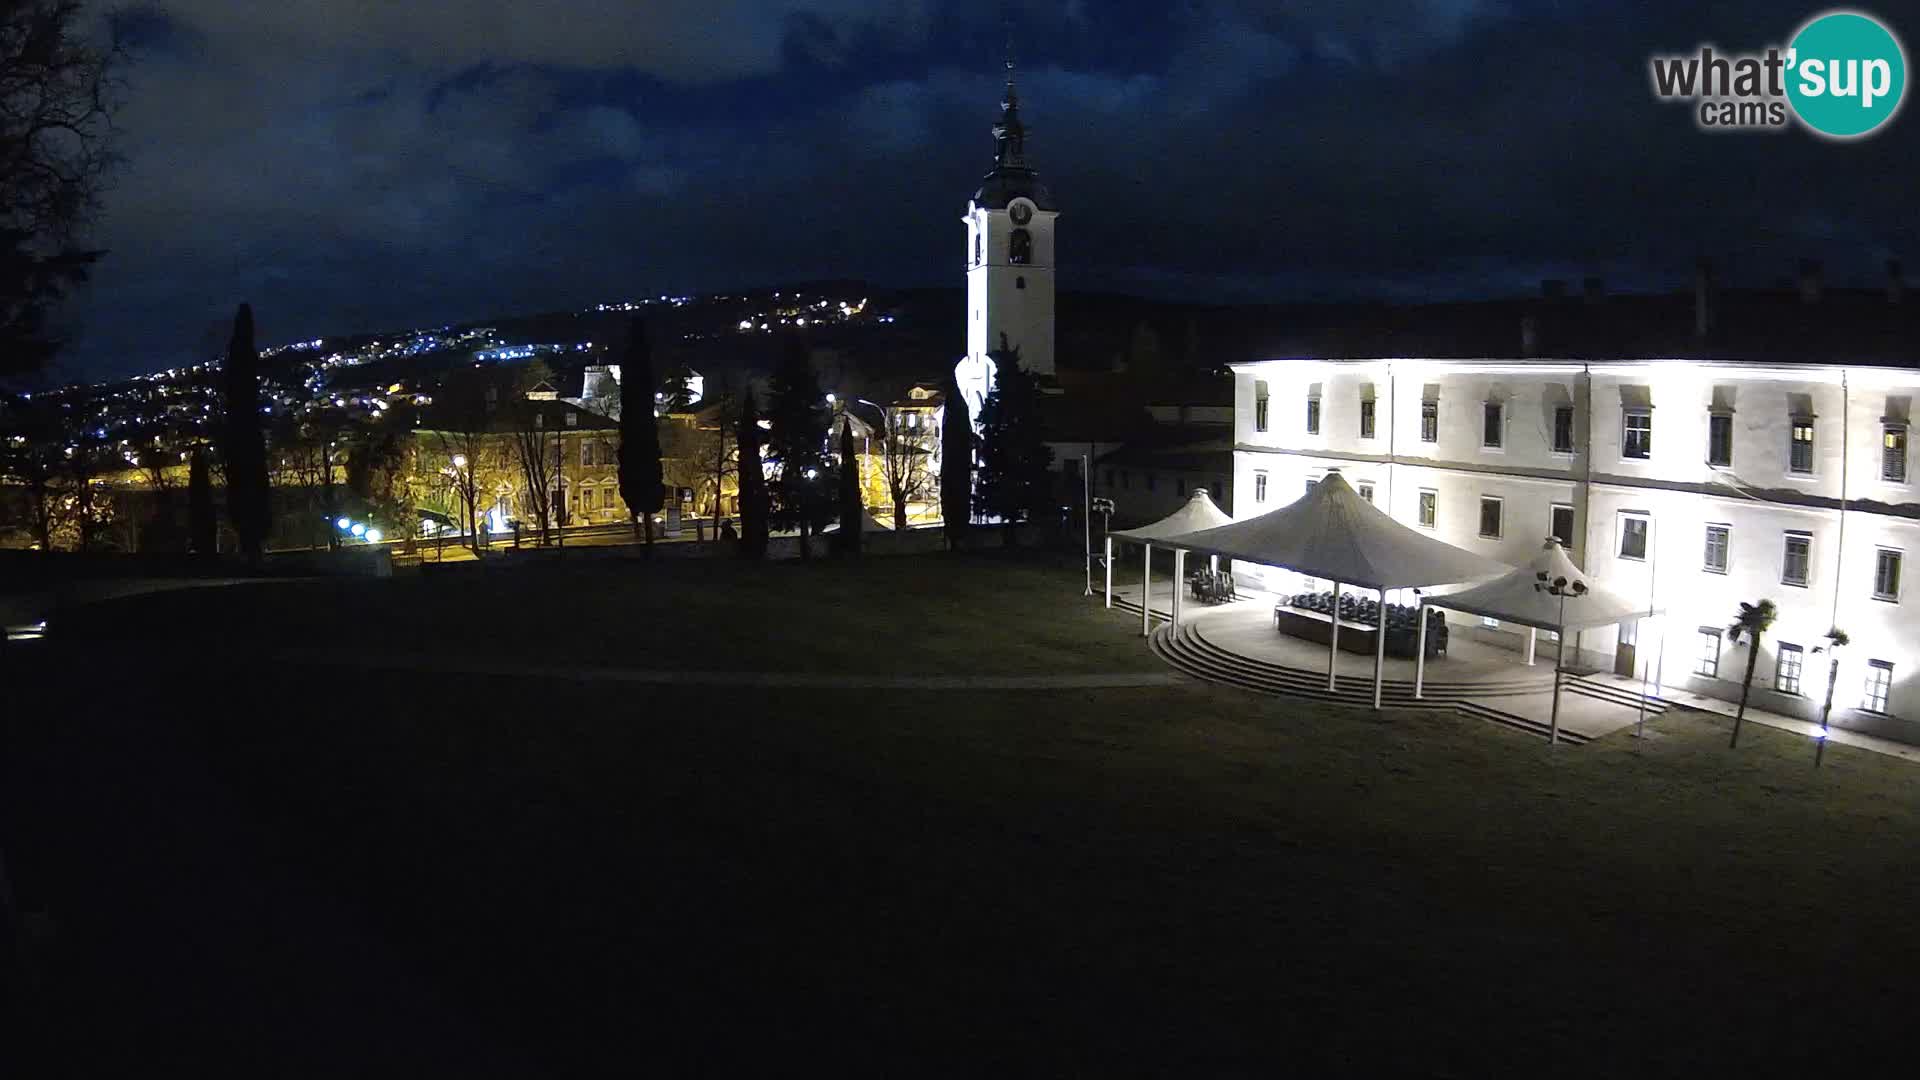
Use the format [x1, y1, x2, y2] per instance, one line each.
[1304, 474, 1318, 493]
[1359, 399, 1376, 439]
[1254, 471, 1268, 503]
[1884, 424, 1908, 482]
[1306, 397, 1321, 435]
[1254, 381, 1269, 432]
[1774, 643, 1804, 695]
[1619, 514, 1649, 561]
[581, 440, 594, 467]
[1695, 628, 1722, 678]
[1703, 524, 1730, 574]
[1782, 533, 1811, 587]
[1482, 401, 1504, 449]
[1420, 400, 1438, 443]
[1708, 413, 1733, 467]
[1552, 405, 1575, 454]
[1874, 548, 1902, 601]
[1015, 276, 1026, 290]
[1863, 660, 1893, 713]
[564, 411, 578, 428]
[1623, 409, 1652, 459]
[1418, 489, 1437, 528]
[1009, 228, 1031, 265]
[1478, 496, 1503, 539]
[1358, 481, 1375, 504]
[1790, 418, 1815, 474]
[602, 487, 616, 509]
[1549, 504, 1575, 548]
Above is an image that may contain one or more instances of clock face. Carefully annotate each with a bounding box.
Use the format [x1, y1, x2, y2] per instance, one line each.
[1009, 201, 1033, 225]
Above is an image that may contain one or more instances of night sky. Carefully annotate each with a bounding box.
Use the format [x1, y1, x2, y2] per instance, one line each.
[63, 0, 1920, 378]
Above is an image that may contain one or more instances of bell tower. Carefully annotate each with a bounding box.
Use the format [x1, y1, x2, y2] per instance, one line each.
[956, 59, 1057, 425]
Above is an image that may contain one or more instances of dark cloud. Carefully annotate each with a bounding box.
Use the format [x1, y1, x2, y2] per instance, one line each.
[58, 0, 1920, 378]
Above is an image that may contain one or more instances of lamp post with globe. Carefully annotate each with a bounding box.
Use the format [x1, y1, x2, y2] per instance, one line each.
[1533, 568, 1588, 746]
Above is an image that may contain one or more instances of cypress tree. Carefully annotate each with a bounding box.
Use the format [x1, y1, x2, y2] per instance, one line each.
[736, 390, 769, 560]
[188, 445, 216, 555]
[219, 303, 271, 562]
[836, 419, 862, 556]
[617, 318, 666, 553]
[940, 368, 972, 551]
[976, 357, 1053, 547]
[765, 339, 830, 558]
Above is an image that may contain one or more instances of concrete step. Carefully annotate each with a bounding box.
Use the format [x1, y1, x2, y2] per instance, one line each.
[1182, 622, 1549, 697]
[1149, 624, 1590, 745]
[1564, 677, 1669, 714]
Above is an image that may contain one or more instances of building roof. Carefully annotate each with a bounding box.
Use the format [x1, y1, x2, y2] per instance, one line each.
[1233, 286, 1920, 367]
[971, 63, 1056, 211]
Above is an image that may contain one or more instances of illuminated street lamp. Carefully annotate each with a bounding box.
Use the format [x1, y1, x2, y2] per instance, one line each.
[350, 522, 367, 537]
[1811, 627, 1850, 768]
[335, 516, 351, 530]
[452, 454, 467, 469]
[1534, 569, 1589, 746]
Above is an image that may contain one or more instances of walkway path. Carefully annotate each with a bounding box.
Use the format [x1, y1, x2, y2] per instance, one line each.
[1581, 672, 1920, 764]
[281, 649, 1179, 690]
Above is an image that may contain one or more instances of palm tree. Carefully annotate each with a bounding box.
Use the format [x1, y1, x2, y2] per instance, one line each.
[1726, 599, 1779, 748]
[1812, 627, 1851, 767]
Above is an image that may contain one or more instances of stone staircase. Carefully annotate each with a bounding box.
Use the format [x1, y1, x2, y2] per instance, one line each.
[1146, 620, 1601, 745]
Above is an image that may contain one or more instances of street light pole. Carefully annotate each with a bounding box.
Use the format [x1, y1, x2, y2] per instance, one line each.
[1535, 568, 1588, 747]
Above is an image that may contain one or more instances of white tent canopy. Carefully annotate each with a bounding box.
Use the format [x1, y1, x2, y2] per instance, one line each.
[1105, 488, 1233, 635]
[1424, 540, 1661, 632]
[1111, 488, 1233, 543]
[1156, 472, 1510, 709]
[1167, 472, 1508, 591]
[1419, 539, 1664, 744]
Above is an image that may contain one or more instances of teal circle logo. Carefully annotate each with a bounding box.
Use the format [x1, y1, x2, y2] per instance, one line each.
[1786, 11, 1906, 138]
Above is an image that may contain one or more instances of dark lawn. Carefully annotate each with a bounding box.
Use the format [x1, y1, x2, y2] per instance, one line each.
[46, 552, 1152, 676]
[8, 552, 1920, 1075]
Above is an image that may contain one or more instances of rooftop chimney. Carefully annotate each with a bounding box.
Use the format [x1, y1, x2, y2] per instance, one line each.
[1582, 276, 1606, 305]
[1520, 315, 1539, 357]
[1798, 258, 1824, 304]
[1694, 257, 1716, 338]
[1890, 258, 1906, 304]
[1540, 279, 1567, 299]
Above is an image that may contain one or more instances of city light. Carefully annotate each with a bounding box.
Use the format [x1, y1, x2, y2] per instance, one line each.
[336, 517, 351, 529]
[350, 522, 367, 537]
[366, 527, 383, 543]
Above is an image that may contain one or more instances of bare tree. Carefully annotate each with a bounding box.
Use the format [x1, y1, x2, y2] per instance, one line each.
[507, 363, 558, 545]
[0, 1, 127, 377]
[874, 405, 934, 532]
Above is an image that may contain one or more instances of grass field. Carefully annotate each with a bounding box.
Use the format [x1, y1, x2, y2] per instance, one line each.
[8, 551, 1920, 1075]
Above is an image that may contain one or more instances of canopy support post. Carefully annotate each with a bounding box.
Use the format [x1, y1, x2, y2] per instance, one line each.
[1550, 625, 1567, 746]
[1372, 586, 1387, 711]
[1525, 627, 1537, 666]
[1414, 602, 1429, 699]
[1172, 549, 1186, 628]
[1328, 581, 1342, 691]
[1103, 535, 1113, 609]
[1141, 543, 1152, 637]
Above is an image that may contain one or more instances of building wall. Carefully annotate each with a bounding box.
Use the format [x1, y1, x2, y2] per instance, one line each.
[1232, 358, 1920, 742]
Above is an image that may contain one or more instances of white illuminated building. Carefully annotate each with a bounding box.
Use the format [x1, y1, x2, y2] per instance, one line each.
[955, 60, 1057, 431]
[1231, 355, 1920, 741]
